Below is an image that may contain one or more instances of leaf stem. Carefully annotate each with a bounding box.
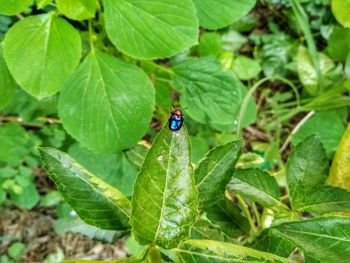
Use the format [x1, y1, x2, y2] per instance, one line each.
[236, 76, 300, 137]
[144, 60, 174, 75]
[236, 194, 257, 235]
[252, 202, 261, 228]
[88, 20, 95, 53]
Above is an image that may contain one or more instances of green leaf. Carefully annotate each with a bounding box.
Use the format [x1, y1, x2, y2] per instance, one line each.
[191, 219, 232, 242]
[286, 135, 328, 208]
[272, 216, 350, 263]
[125, 144, 149, 171]
[228, 168, 282, 208]
[233, 56, 261, 80]
[327, 27, 350, 61]
[0, 45, 16, 110]
[249, 229, 295, 258]
[293, 185, 350, 214]
[195, 140, 242, 208]
[198, 32, 222, 57]
[59, 51, 155, 154]
[10, 182, 40, 209]
[0, 123, 28, 162]
[57, 0, 96, 20]
[292, 110, 346, 159]
[205, 198, 249, 238]
[39, 147, 131, 230]
[0, 0, 33, 15]
[174, 57, 242, 132]
[192, 0, 256, 30]
[329, 122, 350, 190]
[103, 0, 199, 60]
[68, 143, 137, 196]
[36, 0, 52, 9]
[40, 191, 62, 207]
[8, 242, 25, 260]
[54, 217, 127, 243]
[332, 0, 350, 28]
[3, 14, 81, 99]
[130, 125, 197, 249]
[296, 46, 334, 96]
[190, 136, 209, 164]
[176, 239, 291, 263]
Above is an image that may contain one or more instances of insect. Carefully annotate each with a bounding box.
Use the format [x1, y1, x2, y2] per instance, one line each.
[168, 109, 184, 131]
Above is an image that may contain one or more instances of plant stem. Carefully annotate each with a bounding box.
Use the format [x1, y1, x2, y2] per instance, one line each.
[252, 202, 261, 228]
[88, 20, 95, 53]
[144, 60, 174, 75]
[236, 76, 300, 137]
[280, 110, 315, 153]
[237, 194, 258, 235]
[288, 0, 322, 93]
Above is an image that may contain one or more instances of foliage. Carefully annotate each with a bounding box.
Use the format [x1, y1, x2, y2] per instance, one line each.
[1, 0, 350, 262]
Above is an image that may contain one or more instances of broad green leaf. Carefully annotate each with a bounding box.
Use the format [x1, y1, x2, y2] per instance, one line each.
[192, 0, 256, 30]
[174, 57, 242, 132]
[249, 229, 295, 258]
[195, 140, 242, 208]
[8, 242, 25, 260]
[198, 32, 222, 57]
[332, 0, 350, 28]
[59, 51, 155, 154]
[296, 46, 334, 96]
[293, 185, 350, 214]
[57, 0, 96, 21]
[190, 136, 209, 163]
[228, 168, 282, 208]
[103, 0, 199, 60]
[54, 217, 127, 243]
[205, 198, 249, 238]
[39, 147, 131, 230]
[0, 123, 28, 162]
[176, 239, 291, 263]
[3, 14, 81, 98]
[68, 143, 137, 196]
[329, 122, 350, 190]
[233, 56, 261, 80]
[272, 216, 350, 263]
[0, 0, 33, 15]
[292, 110, 346, 159]
[191, 219, 233, 242]
[130, 125, 197, 249]
[327, 27, 350, 61]
[0, 45, 16, 110]
[286, 135, 328, 208]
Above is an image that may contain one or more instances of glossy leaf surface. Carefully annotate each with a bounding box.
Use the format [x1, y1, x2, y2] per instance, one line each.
[0, 0, 33, 15]
[56, 0, 96, 21]
[195, 140, 242, 208]
[228, 168, 281, 208]
[4, 14, 81, 98]
[272, 217, 350, 263]
[192, 0, 256, 30]
[40, 147, 131, 230]
[130, 125, 197, 249]
[176, 239, 291, 263]
[104, 0, 198, 60]
[0, 45, 16, 109]
[174, 57, 242, 132]
[59, 51, 155, 154]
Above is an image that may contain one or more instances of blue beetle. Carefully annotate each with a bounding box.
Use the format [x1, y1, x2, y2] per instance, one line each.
[168, 109, 184, 131]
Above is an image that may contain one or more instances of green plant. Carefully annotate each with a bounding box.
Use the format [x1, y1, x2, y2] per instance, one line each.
[40, 125, 350, 262]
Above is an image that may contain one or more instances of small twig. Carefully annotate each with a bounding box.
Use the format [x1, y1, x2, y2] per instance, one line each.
[244, 126, 269, 141]
[16, 13, 24, 20]
[280, 110, 315, 153]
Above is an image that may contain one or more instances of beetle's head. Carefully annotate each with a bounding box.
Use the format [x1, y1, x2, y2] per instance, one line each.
[173, 109, 182, 118]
